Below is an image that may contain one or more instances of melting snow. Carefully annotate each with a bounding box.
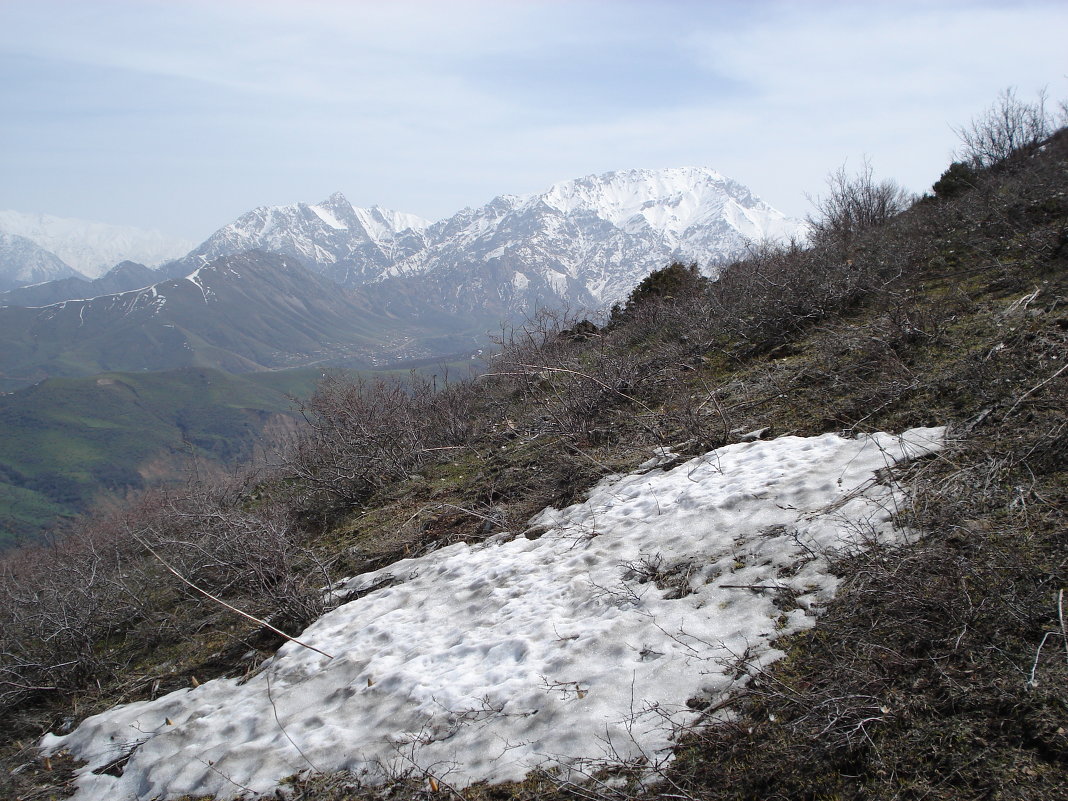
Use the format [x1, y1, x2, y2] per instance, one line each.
[43, 427, 944, 800]
[184, 268, 212, 303]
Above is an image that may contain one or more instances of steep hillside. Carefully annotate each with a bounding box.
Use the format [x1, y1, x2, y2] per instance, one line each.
[0, 120, 1064, 800]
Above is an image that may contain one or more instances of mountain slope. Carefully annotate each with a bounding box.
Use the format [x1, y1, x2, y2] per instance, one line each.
[0, 260, 159, 306]
[0, 210, 192, 278]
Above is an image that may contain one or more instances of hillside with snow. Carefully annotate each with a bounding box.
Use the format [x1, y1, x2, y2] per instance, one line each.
[3, 120, 1066, 801]
[0, 251, 475, 388]
[44, 427, 944, 800]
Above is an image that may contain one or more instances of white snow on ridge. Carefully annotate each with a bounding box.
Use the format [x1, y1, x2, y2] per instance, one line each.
[353, 206, 431, 239]
[43, 427, 944, 801]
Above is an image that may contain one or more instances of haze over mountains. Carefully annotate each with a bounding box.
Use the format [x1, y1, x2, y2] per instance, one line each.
[0, 210, 193, 279]
[0, 233, 88, 290]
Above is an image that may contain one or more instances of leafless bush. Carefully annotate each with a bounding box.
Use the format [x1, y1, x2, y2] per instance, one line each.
[491, 309, 661, 446]
[0, 467, 330, 712]
[708, 240, 862, 353]
[127, 476, 331, 632]
[955, 86, 1062, 169]
[0, 503, 162, 709]
[806, 159, 913, 253]
[282, 371, 483, 511]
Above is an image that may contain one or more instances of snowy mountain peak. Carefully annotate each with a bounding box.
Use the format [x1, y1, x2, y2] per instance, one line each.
[380, 167, 806, 312]
[174, 194, 432, 285]
[533, 167, 773, 236]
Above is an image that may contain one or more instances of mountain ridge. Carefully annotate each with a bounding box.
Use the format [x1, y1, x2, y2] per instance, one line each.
[0, 250, 479, 390]
[161, 167, 804, 320]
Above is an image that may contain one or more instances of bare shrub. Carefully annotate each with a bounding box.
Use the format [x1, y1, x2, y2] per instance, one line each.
[493, 327, 651, 444]
[0, 504, 163, 709]
[283, 371, 483, 512]
[806, 159, 912, 253]
[0, 468, 329, 712]
[955, 86, 1060, 169]
[708, 239, 862, 354]
[127, 476, 331, 634]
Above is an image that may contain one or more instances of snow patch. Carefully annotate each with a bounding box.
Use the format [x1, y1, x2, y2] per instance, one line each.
[44, 427, 944, 801]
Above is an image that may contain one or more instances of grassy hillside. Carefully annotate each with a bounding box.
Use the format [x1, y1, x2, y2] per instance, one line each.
[0, 355, 479, 549]
[0, 367, 326, 548]
[0, 105, 1064, 799]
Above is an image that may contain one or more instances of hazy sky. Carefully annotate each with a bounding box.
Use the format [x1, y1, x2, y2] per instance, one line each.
[1, 0, 1066, 240]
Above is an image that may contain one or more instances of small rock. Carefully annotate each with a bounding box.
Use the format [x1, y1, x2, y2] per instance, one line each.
[738, 427, 771, 442]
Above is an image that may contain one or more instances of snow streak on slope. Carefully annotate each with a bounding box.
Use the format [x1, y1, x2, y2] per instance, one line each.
[0, 211, 192, 278]
[44, 427, 943, 801]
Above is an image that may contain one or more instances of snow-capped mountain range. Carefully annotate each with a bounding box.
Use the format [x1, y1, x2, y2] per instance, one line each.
[173, 193, 430, 287]
[163, 167, 804, 314]
[380, 167, 802, 313]
[0, 210, 193, 279]
[0, 169, 804, 387]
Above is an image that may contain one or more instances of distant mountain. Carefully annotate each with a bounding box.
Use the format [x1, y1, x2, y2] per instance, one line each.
[0, 169, 801, 389]
[0, 260, 158, 306]
[376, 167, 805, 316]
[165, 192, 431, 286]
[0, 210, 193, 278]
[0, 250, 477, 391]
[169, 170, 803, 322]
[0, 233, 87, 291]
